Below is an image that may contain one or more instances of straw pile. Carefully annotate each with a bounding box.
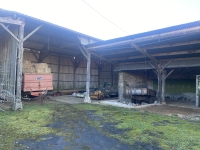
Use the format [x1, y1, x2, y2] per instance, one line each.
[23, 61, 51, 74]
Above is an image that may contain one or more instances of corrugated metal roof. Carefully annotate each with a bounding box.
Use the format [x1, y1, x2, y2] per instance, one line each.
[86, 20, 200, 47]
[0, 8, 101, 41]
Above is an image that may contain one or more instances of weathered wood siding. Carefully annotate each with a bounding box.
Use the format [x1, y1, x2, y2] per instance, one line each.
[100, 64, 118, 86]
[23, 51, 109, 90]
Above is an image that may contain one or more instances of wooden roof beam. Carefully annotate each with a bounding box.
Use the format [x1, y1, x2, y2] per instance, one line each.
[0, 17, 24, 25]
[90, 52, 115, 65]
[145, 40, 200, 50]
[110, 49, 200, 61]
[101, 40, 200, 56]
[131, 42, 157, 62]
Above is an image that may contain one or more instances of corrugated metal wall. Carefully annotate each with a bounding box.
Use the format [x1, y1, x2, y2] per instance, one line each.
[23, 51, 117, 90]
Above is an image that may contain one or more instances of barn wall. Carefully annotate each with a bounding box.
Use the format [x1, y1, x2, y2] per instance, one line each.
[23, 51, 101, 90]
[0, 27, 18, 102]
[118, 72, 153, 99]
[100, 64, 118, 87]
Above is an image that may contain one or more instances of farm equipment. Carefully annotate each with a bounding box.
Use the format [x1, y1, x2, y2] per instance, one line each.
[90, 90, 105, 100]
[22, 74, 53, 99]
[21, 61, 53, 100]
[126, 88, 156, 104]
[100, 82, 118, 98]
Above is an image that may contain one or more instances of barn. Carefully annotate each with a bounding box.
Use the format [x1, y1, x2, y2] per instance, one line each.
[0, 8, 117, 110]
[0, 8, 200, 109]
[86, 21, 200, 107]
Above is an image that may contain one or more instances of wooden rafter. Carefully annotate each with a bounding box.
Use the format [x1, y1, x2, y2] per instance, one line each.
[131, 42, 157, 62]
[90, 52, 115, 65]
[110, 49, 200, 61]
[0, 17, 24, 25]
[101, 40, 200, 56]
[23, 25, 43, 42]
[0, 22, 19, 42]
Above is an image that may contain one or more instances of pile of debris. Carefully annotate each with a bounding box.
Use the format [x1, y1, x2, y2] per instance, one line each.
[117, 100, 153, 106]
[23, 61, 51, 74]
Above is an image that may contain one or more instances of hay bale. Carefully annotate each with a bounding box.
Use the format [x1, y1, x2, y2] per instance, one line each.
[22, 61, 51, 74]
[23, 61, 32, 68]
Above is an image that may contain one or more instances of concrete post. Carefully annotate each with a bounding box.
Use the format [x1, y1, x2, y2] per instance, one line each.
[118, 72, 124, 100]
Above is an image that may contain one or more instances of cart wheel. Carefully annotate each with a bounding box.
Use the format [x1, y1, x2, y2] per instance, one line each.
[99, 95, 104, 100]
[131, 98, 136, 104]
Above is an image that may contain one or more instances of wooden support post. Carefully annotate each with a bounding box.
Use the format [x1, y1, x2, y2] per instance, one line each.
[57, 54, 61, 91]
[84, 53, 91, 103]
[157, 63, 162, 104]
[161, 70, 167, 104]
[118, 72, 124, 100]
[14, 24, 24, 110]
[111, 64, 114, 86]
[73, 66, 76, 90]
[196, 75, 200, 107]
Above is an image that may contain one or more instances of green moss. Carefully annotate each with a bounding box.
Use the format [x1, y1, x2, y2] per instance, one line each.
[0, 104, 56, 150]
[74, 104, 200, 150]
[2, 102, 200, 150]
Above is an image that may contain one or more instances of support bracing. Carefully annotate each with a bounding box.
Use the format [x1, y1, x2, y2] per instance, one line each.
[14, 24, 24, 110]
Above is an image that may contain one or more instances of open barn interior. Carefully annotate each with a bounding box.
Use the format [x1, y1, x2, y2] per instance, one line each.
[1, 8, 200, 109]
[0, 8, 117, 109]
[86, 20, 200, 107]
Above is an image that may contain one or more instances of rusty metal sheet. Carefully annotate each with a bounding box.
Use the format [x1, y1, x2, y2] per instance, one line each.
[22, 74, 53, 92]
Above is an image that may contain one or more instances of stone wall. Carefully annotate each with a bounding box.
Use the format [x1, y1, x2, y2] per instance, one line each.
[118, 72, 153, 101]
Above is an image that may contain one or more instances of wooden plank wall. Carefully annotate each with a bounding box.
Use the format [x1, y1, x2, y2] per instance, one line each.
[100, 64, 118, 87]
[23, 51, 118, 90]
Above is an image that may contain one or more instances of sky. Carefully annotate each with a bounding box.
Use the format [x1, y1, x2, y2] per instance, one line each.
[0, 0, 200, 40]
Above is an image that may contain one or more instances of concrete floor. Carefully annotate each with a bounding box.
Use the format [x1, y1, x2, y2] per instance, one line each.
[49, 95, 85, 104]
[49, 95, 199, 109]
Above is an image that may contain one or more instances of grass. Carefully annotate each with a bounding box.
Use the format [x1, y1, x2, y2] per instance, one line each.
[74, 104, 200, 150]
[1, 102, 200, 150]
[0, 103, 56, 150]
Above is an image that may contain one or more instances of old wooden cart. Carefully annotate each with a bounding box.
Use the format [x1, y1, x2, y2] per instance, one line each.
[126, 88, 156, 104]
[22, 74, 53, 99]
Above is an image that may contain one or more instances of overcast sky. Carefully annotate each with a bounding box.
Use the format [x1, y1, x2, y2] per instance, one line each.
[1, 0, 200, 40]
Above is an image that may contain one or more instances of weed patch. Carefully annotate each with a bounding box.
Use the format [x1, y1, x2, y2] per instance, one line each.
[0, 104, 56, 150]
[74, 104, 200, 150]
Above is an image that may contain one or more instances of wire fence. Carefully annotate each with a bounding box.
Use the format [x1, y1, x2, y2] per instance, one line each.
[0, 26, 18, 102]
